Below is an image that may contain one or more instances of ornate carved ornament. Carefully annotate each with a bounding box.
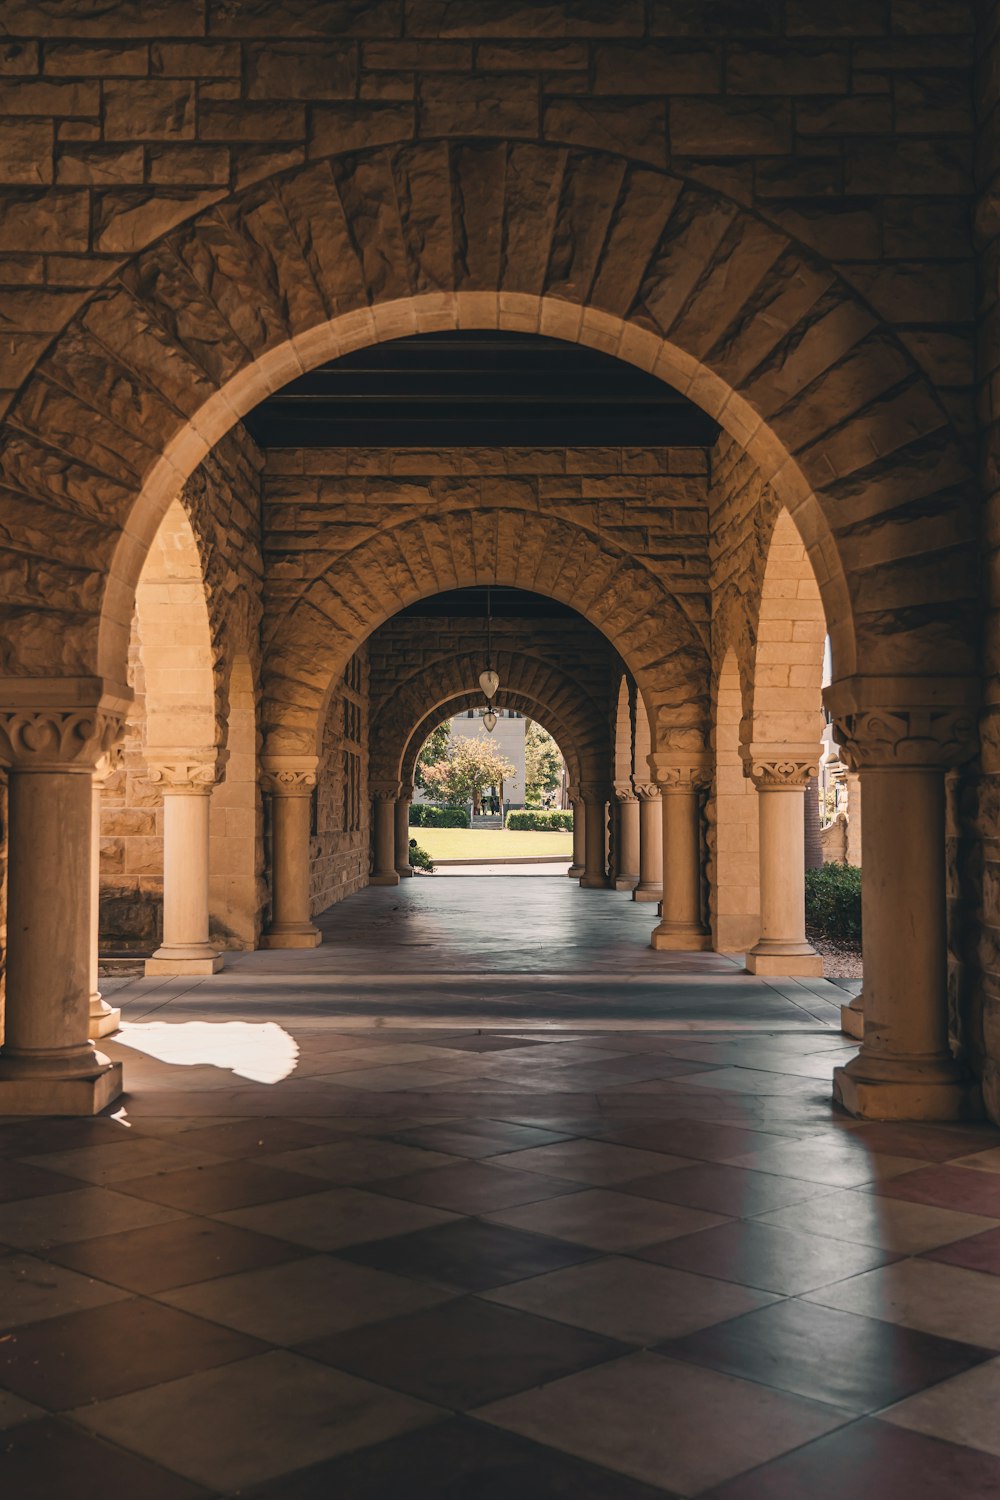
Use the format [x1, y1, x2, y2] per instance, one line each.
[613, 779, 638, 803]
[632, 780, 662, 802]
[747, 757, 818, 789]
[577, 781, 613, 804]
[0, 707, 125, 771]
[655, 764, 712, 793]
[260, 766, 317, 795]
[370, 779, 401, 802]
[399, 782, 415, 802]
[831, 708, 978, 772]
[146, 755, 220, 794]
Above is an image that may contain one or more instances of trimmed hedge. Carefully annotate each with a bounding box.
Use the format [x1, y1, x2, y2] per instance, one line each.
[407, 838, 434, 872]
[804, 861, 862, 943]
[409, 804, 469, 828]
[506, 809, 574, 831]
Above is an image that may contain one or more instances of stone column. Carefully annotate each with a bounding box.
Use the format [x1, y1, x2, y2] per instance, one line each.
[395, 783, 414, 877]
[89, 751, 122, 1039]
[650, 756, 711, 950]
[827, 692, 979, 1121]
[841, 769, 865, 1036]
[566, 784, 584, 878]
[260, 759, 321, 949]
[0, 699, 126, 1115]
[745, 755, 823, 978]
[578, 782, 611, 889]
[632, 782, 663, 903]
[613, 783, 640, 891]
[371, 780, 401, 886]
[144, 754, 224, 975]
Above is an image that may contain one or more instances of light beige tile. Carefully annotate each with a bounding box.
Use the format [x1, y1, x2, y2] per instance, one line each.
[488, 1140, 689, 1185]
[260, 1139, 461, 1183]
[484, 1255, 776, 1342]
[882, 1357, 1000, 1457]
[755, 1189, 1000, 1254]
[485, 1188, 728, 1251]
[23, 1137, 225, 1185]
[158, 1254, 455, 1343]
[804, 1258, 1000, 1349]
[71, 1349, 443, 1491]
[0, 1252, 129, 1327]
[953, 1149, 1000, 1173]
[476, 1351, 848, 1494]
[726, 1137, 923, 1187]
[218, 1187, 459, 1250]
[0, 1187, 184, 1249]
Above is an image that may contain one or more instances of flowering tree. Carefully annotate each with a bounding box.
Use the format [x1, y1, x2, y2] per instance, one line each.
[420, 733, 516, 813]
[524, 719, 564, 805]
[415, 721, 452, 793]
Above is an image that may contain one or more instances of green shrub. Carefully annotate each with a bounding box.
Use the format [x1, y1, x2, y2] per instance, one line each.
[407, 838, 434, 872]
[505, 808, 574, 831]
[409, 804, 469, 828]
[804, 862, 862, 943]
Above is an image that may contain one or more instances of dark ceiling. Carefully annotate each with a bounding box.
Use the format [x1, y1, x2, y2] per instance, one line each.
[244, 331, 720, 449]
[397, 586, 580, 620]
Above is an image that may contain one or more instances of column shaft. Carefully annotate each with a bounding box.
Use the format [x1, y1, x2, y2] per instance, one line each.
[567, 791, 584, 878]
[89, 768, 120, 1038]
[633, 790, 663, 902]
[651, 786, 710, 950]
[614, 793, 640, 891]
[371, 794, 400, 886]
[746, 783, 822, 977]
[579, 786, 610, 889]
[395, 794, 413, 877]
[261, 779, 320, 949]
[146, 788, 222, 974]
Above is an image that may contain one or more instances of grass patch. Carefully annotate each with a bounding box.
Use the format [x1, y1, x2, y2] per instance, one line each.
[417, 827, 573, 860]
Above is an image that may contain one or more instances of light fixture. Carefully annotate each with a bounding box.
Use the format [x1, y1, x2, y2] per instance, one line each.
[478, 584, 500, 700]
[483, 708, 498, 733]
[478, 668, 500, 699]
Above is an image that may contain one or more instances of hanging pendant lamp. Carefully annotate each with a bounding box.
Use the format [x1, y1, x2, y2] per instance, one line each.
[478, 584, 500, 700]
[483, 708, 498, 733]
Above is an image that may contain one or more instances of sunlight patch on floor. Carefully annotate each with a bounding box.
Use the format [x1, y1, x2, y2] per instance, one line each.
[115, 1020, 299, 1083]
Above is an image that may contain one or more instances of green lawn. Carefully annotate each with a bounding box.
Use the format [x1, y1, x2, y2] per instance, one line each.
[414, 827, 573, 860]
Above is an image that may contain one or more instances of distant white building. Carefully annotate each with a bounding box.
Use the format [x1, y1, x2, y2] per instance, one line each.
[415, 708, 527, 807]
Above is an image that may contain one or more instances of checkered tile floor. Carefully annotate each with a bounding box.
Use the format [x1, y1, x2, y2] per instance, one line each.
[3, 1022, 1000, 1498]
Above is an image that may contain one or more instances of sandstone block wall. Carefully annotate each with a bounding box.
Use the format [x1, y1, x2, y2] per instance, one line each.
[310, 646, 369, 913]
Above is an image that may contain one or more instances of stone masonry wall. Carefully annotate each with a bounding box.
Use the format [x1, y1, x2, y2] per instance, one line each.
[310, 646, 369, 914]
[98, 424, 265, 951]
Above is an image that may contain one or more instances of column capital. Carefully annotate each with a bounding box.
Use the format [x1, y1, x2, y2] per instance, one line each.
[566, 782, 580, 801]
[398, 782, 415, 801]
[577, 780, 612, 804]
[93, 742, 125, 785]
[649, 752, 711, 793]
[632, 780, 661, 802]
[743, 748, 818, 789]
[613, 779, 638, 803]
[824, 676, 978, 771]
[146, 750, 225, 795]
[0, 688, 129, 773]
[370, 779, 401, 802]
[260, 756, 318, 796]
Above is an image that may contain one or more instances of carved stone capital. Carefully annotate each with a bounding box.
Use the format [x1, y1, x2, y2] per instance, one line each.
[577, 781, 612, 804]
[649, 753, 712, 794]
[370, 779, 401, 802]
[566, 783, 580, 802]
[747, 757, 818, 789]
[613, 780, 638, 803]
[146, 751, 223, 795]
[831, 708, 978, 772]
[0, 706, 126, 772]
[632, 781, 661, 802]
[399, 782, 415, 802]
[93, 742, 125, 784]
[260, 756, 317, 796]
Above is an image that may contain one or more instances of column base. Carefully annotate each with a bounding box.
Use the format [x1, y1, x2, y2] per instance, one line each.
[0, 1061, 123, 1117]
[614, 874, 639, 892]
[632, 884, 662, 903]
[746, 947, 824, 978]
[370, 871, 400, 886]
[260, 926, 321, 949]
[145, 953, 224, 976]
[580, 874, 611, 889]
[567, 864, 584, 878]
[651, 922, 712, 952]
[397, 867, 414, 878]
[833, 1055, 983, 1122]
[841, 993, 864, 1040]
[89, 1000, 121, 1039]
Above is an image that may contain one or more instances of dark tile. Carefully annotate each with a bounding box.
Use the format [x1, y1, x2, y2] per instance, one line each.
[114, 1160, 329, 1214]
[607, 1120, 787, 1162]
[701, 1416, 1000, 1499]
[424, 1036, 547, 1053]
[300, 1297, 628, 1409]
[0, 1119, 134, 1157]
[923, 1224, 1000, 1276]
[846, 1123, 1000, 1164]
[621, 1163, 827, 1218]
[240, 1415, 673, 1499]
[637, 1219, 898, 1295]
[0, 1296, 264, 1408]
[658, 1299, 992, 1415]
[373, 1161, 582, 1213]
[44, 1216, 307, 1293]
[337, 1218, 599, 1292]
[0, 1417, 210, 1500]
[179, 1118, 340, 1158]
[388, 1120, 570, 1158]
[0, 1160, 82, 1204]
[873, 1164, 1000, 1217]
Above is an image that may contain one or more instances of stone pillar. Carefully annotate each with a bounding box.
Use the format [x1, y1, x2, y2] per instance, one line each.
[632, 782, 663, 903]
[745, 755, 823, 978]
[841, 770, 865, 1036]
[613, 783, 640, 891]
[649, 756, 711, 950]
[827, 690, 979, 1121]
[566, 784, 584, 878]
[89, 751, 121, 1039]
[260, 759, 321, 949]
[395, 783, 414, 877]
[371, 780, 401, 886]
[145, 754, 224, 975]
[578, 782, 611, 889]
[0, 698, 126, 1115]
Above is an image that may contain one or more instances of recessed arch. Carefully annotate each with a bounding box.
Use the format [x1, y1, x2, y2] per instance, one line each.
[401, 691, 582, 792]
[748, 508, 827, 761]
[1, 140, 977, 723]
[710, 644, 760, 954]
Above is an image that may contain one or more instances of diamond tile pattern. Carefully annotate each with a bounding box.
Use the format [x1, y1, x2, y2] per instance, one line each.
[3, 1016, 1000, 1498]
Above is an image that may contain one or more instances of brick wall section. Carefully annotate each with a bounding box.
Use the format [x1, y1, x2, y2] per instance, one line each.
[98, 424, 266, 952]
[310, 648, 369, 914]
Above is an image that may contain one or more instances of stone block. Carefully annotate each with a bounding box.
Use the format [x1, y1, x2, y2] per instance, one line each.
[670, 97, 791, 155]
[246, 41, 356, 99]
[206, 0, 400, 36]
[309, 102, 413, 154]
[787, 0, 887, 33]
[0, 78, 99, 114]
[92, 187, 225, 253]
[0, 42, 39, 74]
[545, 98, 666, 167]
[44, 43, 149, 75]
[198, 102, 306, 141]
[147, 146, 231, 185]
[104, 80, 196, 140]
[56, 146, 145, 186]
[363, 40, 472, 68]
[0, 122, 53, 185]
[476, 41, 587, 70]
[593, 41, 721, 93]
[3, 1, 203, 36]
[151, 42, 242, 76]
[650, 1, 781, 35]
[0, 190, 88, 252]
[405, 1, 644, 36]
[420, 73, 538, 136]
[729, 42, 851, 94]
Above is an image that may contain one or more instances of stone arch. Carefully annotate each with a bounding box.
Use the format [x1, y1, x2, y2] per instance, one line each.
[0, 141, 977, 717]
[613, 675, 634, 784]
[209, 653, 263, 950]
[401, 691, 583, 792]
[709, 645, 760, 954]
[372, 651, 608, 784]
[747, 508, 827, 766]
